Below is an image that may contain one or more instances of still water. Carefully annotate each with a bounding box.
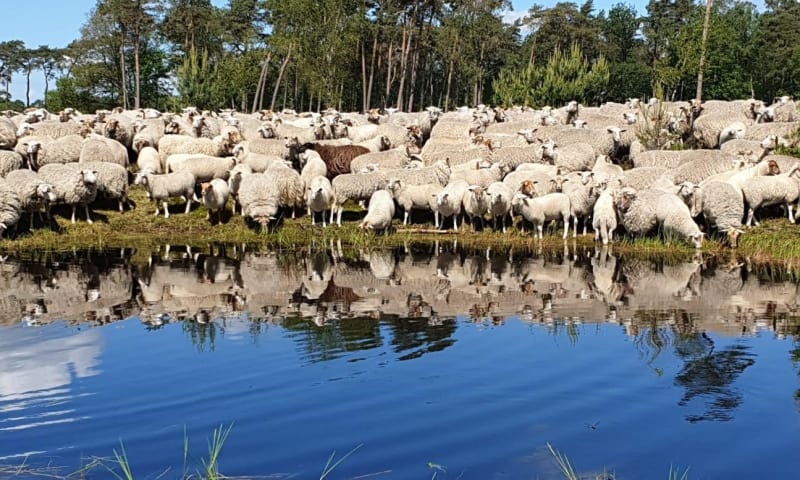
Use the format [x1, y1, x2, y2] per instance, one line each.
[1, 244, 800, 478]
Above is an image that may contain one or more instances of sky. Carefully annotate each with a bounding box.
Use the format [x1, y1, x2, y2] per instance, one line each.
[1, 0, 653, 104]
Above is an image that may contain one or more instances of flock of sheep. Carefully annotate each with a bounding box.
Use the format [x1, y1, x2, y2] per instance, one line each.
[0, 95, 798, 249]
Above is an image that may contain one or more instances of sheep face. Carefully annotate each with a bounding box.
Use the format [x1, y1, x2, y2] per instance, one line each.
[540, 139, 557, 161]
[606, 126, 626, 144]
[517, 128, 537, 144]
[572, 119, 588, 128]
[258, 123, 276, 139]
[200, 182, 213, 197]
[37, 184, 57, 203]
[613, 188, 637, 213]
[726, 227, 744, 249]
[81, 170, 99, 185]
[622, 112, 638, 125]
[519, 180, 536, 197]
[688, 232, 704, 249]
[16, 123, 34, 137]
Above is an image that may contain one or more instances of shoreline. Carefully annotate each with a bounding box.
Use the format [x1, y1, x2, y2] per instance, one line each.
[0, 188, 797, 266]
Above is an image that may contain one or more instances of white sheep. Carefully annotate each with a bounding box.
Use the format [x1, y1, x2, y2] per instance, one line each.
[80, 161, 130, 212]
[227, 163, 253, 214]
[462, 185, 490, 230]
[694, 181, 744, 247]
[592, 183, 618, 245]
[306, 176, 333, 227]
[4, 169, 56, 229]
[201, 178, 230, 222]
[166, 154, 235, 182]
[486, 182, 513, 233]
[134, 169, 197, 218]
[512, 191, 571, 239]
[540, 139, 596, 172]
[387, 178, 441, 226]
[360, 189, 395, 233]
[136, 146, 162, 174]
[740, 165, 800, 226]
[330, 170, 389, 226]
[237, 172, 281, 229]
[449, 161, 509, 188]
[435, 180, 470, 231]
[37, 164, 98, 224]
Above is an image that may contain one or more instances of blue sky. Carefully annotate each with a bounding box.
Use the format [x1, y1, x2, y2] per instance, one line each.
[0, 0, 665, 103]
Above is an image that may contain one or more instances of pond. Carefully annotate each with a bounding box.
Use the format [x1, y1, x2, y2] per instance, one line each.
[1, 243, 800, 479]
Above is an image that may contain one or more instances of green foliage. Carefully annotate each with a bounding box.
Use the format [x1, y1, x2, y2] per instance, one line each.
[174, 49, 222, 110]
[493, 43, 609, 107]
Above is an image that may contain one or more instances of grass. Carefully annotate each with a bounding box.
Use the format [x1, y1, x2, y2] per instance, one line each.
[546, 443, 691, 480]
[2, 184, 800, 265]
[0, 424, 362, 479]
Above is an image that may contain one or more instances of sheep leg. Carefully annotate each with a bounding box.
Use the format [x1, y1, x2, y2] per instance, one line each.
[70, 205, 77, 224]
[502, 215, 507, 234]
[788, 204, 795, 223]
[453, 215, 458, 231]
[746, 208, 756, 227]
[563, 217, 569, 239]
[537, 224, 544, 240]
[434, 211, 439, 229]
[337, 207, 343, 226]
[29, 214, 34, 231]
[322, 211, 327, 228]
[84, 205, 92, 224]
[118, 198, 124, 212]
[184, 199, 192, 214]
[572, 216, 578, 238]
[164, 202, 171, 219]
[609, 227, 615, 243]
[404, 210, 409, 225]
[583, 217, 589, 236]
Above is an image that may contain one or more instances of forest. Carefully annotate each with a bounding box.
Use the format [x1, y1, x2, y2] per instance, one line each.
[0, 0, 798, 114]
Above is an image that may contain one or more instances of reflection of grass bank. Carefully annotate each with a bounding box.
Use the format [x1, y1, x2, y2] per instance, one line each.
[0, 186, 799, 265]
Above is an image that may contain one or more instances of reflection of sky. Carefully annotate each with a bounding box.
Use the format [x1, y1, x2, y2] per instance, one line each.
[0, 328, 102, 401]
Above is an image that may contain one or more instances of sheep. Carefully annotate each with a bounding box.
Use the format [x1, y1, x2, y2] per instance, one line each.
[299, 150, 328, 193]
[360, 189, 395, 233]
[659, 193, 705, 248]
[237, 172, 281, 229]
[592, 184, 618, 245]
[450, 158, 493, 172]
[613, 187, 660, 236]
[136, 146, 162, 174]
[691, 113, 746, 148]
[449, 162, 509, 188]
[488, 146, 543, 169]
[232, 143, 283, 172]
[264, 161, 305, 218]
[16, 135, 83, 169]
[434, 180, 470, 231]
[22, 121, 81, 139]
[306, 176, 333, 227]
[543, 126, 630, 159]
[0, 150, 24, 177]
[512, 190, 571, 239]
[461, 185, 490, 230]
[387, 178, 441, 226]
[227, 163, 253, 215]
[37, 164, 98, 224]
[80, 161, 131, 212]
[131, 119, 165, 152]
[355, 135, 391, 153]
[503, 170, 556, 195]
[383, 158, 451, 188]
[79, 134, 129, 167]
[558, 172, 601, 237]
[134, 169, 197, 218]
[0, 117, 17, 149]
[664, 155, 756, 185]
[293, 143, 369, 178]
[694, 181, 744, 247]
[0, 180, 21, 236]
[157, 134, 232, 165]
[742, 122, 799, 143]
[760, 99, 797, 123]
[236, 138, 287, 157]
[330, 170, 390, 226]
[166, 154, 235, 182]
[540, 139, 596, 172]
[703, 158, 782, 188]
[740, 165, 800, 226]
[102, 116, 134, 149]
[350, 147, 412, 172]
[591, 155, 623, 184]
[201, 178, 230, 222]
[630, 149, 737, 169]
[486, 182, 513, 233]
[4, 169, 56, 229]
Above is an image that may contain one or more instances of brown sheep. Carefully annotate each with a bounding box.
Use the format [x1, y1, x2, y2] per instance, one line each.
[290, 143, 369, 179]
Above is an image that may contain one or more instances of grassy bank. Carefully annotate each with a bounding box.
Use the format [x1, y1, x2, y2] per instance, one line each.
[0, 185, 797, 264]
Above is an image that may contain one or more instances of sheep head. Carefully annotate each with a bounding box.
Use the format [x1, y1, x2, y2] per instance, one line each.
[519, 180, 538, 197]
[80, 169, 99, 185]
[726, 227, 744, 249]
[688, 232, 704, 249]
[613, 187, 637, 213]
[516, 128, 538, 144]
[606, 126, 626, 144]
[37, 183, 57, 203]
[16, 122, 34, 137]
[258, 123, 276, 139]
[622, 111, 638, 125]
[572, 119, 588, 128]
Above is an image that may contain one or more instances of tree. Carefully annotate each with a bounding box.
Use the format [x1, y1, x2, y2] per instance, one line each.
[0, 41, 24, 102]
[17, 47, 43, 107]
[36, 46, 65, 107]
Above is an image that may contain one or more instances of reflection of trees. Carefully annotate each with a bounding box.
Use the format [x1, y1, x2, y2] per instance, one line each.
[182, 317, 220, 352]
[674, 332, 756, 423]
[282, 316, 382, 363]
[385, 316, 457, 361]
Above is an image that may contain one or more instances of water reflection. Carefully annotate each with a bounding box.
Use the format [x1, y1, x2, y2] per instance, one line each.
[2, 243, 800, 423]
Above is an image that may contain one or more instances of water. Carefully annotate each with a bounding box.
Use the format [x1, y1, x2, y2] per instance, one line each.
[1, 244, 800, 478]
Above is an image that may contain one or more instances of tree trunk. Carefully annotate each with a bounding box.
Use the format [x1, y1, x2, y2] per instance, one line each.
[25, 68, 31, 107]
[444, 58, 454, 111]
[407, 42, 420, 112]
[133, 34, 141, 109]
[385, 39, 394, 106]
[271, 46, 292, 111]
[361, 40, 368, 113]
[696, 0, 713, 101]
[252, 52, 271, 112]
[366, 34, 377, 112]
[119, 36, 128, 109]
[43, 76, 49, 108]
